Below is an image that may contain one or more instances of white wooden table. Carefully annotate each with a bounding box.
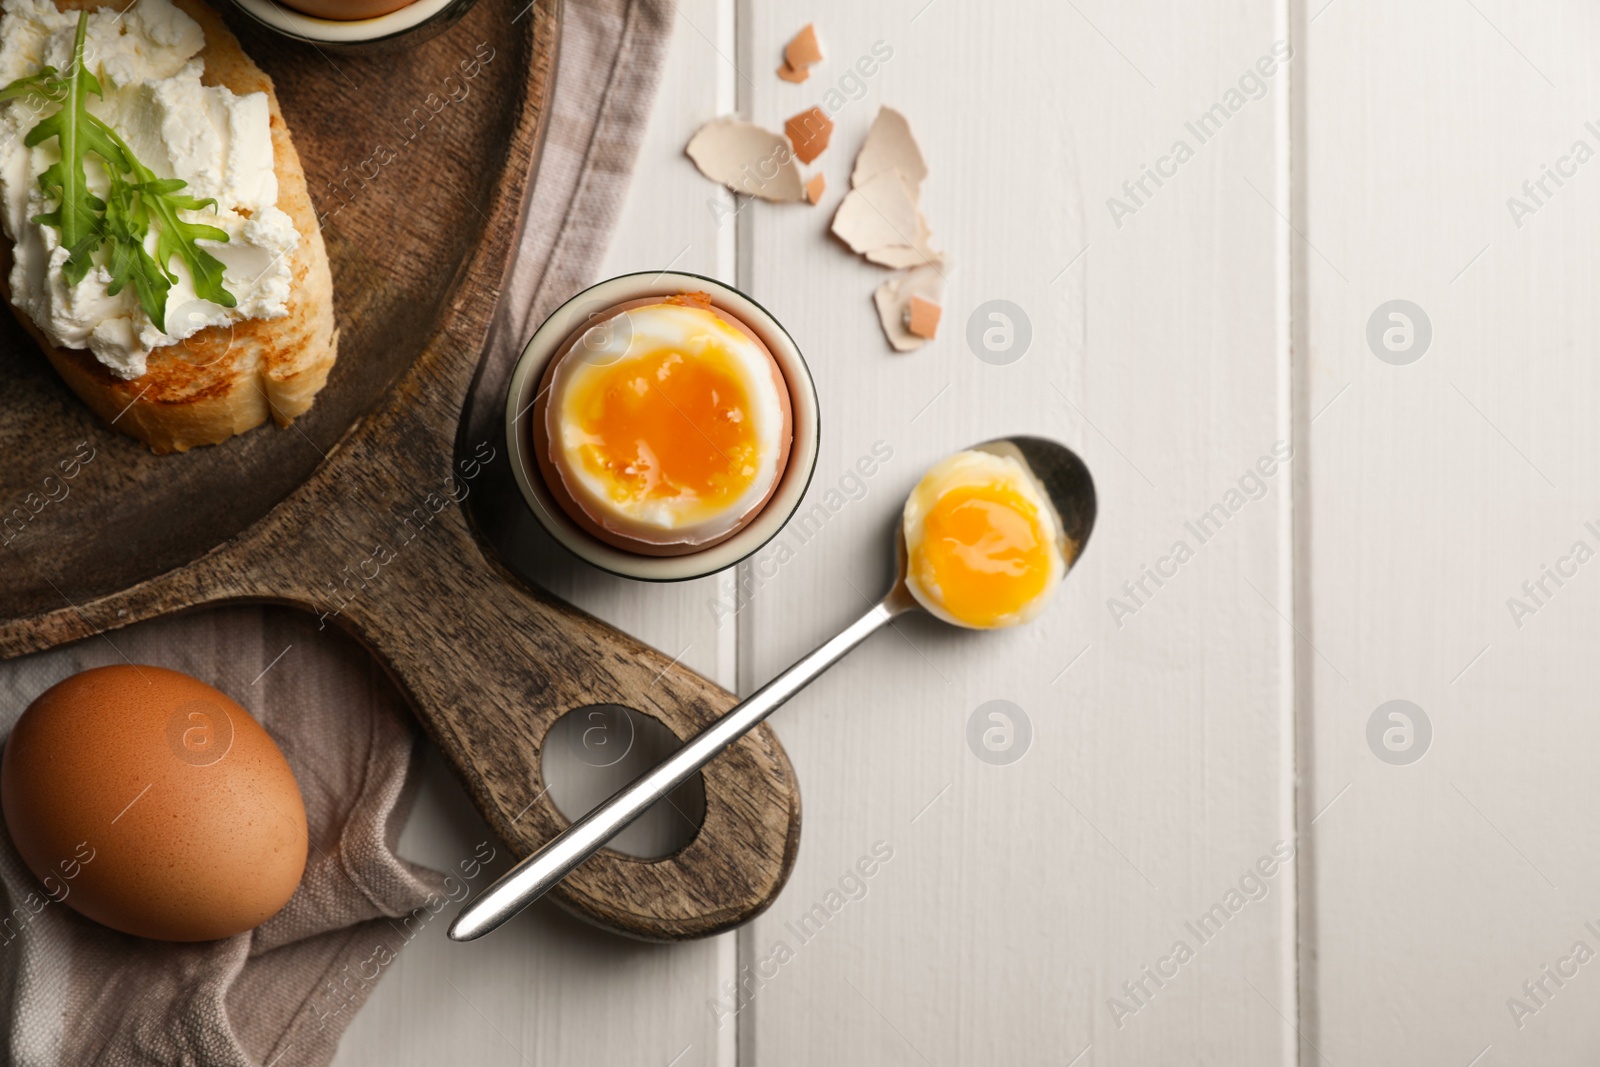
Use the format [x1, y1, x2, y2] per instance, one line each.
[334, 0, 1600, 1063]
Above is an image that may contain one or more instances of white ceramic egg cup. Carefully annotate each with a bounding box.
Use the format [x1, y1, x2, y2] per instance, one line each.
[505, 271, 821, 582]
[229, 0, 474, 46]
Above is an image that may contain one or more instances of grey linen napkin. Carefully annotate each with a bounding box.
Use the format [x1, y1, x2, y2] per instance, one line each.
[0, 0, 672, 1063]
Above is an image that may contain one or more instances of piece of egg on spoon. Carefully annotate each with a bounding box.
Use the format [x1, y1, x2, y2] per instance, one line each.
[532, 295, 793, 556]
[901, 448, 1071, 629]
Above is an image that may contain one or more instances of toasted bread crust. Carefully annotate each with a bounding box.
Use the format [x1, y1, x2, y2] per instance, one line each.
[0, 0, 337, 454]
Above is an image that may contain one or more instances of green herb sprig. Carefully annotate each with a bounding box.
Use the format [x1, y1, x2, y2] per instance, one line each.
[0, 12, 236, 331]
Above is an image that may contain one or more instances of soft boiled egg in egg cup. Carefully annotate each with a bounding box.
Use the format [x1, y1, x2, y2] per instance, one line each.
[507, 273, 819, 581]
[229, 0, 478, 48]
[451, 435, 1096, 941]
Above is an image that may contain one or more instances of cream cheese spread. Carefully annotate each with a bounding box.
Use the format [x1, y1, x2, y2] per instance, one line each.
[0, 0, 297, 379]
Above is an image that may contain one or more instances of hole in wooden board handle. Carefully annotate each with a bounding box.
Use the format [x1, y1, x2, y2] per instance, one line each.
[541, 704, 708, 860]
[334, 535, 803, 941]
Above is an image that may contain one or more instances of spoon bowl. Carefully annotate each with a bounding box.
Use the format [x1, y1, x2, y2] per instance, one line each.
[973, 435, 1098, 560]
[450, 437, 1096, 942]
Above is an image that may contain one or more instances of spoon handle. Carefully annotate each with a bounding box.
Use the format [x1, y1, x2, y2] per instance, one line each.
[449, 588, 915, 942]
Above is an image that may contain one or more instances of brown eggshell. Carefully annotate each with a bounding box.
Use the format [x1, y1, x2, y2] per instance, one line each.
[784, 23, 823, 70]
[785, 107, 833, 166]
[276, 0, 418, 20]
[531, 293, 794, 558]
[1, 665, 308, 942]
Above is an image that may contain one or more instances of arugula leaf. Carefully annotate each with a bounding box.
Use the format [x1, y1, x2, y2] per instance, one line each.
[0, 66, 66, 106]
[0, 11, 237, 330]
[127, 171, 236, 312]
[18, 15, 123, 285]
[102, 173, 172, 331]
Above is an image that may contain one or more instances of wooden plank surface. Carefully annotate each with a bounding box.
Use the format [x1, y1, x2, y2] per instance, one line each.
[1298, 1, 1600, 1063]
[735, 1, 1296, 1064]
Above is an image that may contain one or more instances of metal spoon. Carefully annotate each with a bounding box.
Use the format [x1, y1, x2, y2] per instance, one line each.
[449, 436, 1096, 942]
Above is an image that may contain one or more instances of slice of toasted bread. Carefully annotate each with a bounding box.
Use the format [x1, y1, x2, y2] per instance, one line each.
[0, 0, 337, 454]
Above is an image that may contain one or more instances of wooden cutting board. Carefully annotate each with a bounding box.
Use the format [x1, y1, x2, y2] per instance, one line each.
[0, 0, 801, 942]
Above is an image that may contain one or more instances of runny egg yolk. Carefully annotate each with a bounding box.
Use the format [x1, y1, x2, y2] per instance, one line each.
[911, 480, 1053, 628]
[568, 345, 759, 519]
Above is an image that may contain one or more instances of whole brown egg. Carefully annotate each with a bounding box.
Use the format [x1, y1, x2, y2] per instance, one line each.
[2, 665, 308, 941]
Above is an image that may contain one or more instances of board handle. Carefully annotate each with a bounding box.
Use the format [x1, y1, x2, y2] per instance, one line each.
[0, 491, 801, 942]
[325, 513, 802, 941]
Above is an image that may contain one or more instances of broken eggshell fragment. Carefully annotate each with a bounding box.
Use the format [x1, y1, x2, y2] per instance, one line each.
[874, 264, 946, 353]
[831, 170, 935, 263]
[906, 295, 941, 340]
[784, 23, 823, 71]
[686, 118, 806, 202]
[785, 107, 833, 166]
[851, 106, 928, 198]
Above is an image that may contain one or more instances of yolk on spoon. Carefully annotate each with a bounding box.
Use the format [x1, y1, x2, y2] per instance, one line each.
[910, 480, 1052, 629]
